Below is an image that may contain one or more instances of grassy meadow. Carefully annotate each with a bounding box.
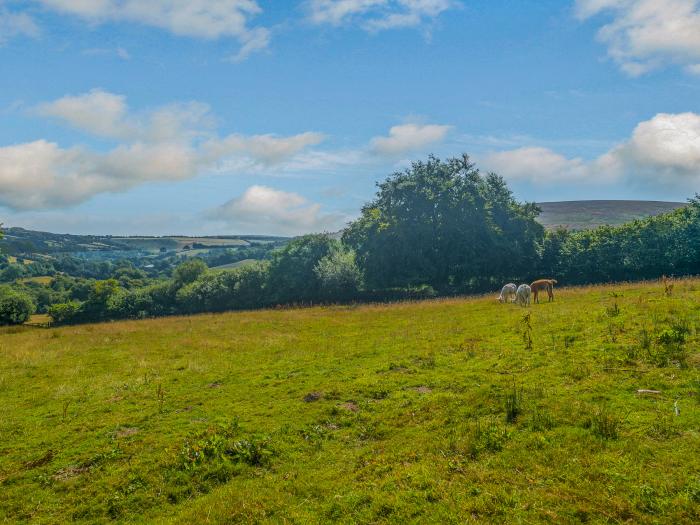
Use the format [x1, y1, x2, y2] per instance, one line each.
[1, 280, 699, 523]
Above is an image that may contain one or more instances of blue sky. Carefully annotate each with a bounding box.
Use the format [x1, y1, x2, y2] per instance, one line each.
[1, 0, 700, 235]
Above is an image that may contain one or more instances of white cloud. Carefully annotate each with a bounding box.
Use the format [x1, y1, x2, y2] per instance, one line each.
[203, 132, 326, 166]
[0, 90, 325, 210]
[209, 185, 347, 235]
[370, 122, 451, 155]
[576, 0, 700, 75]
[34, 0, 270, 59]
[0, 4, 40, 44]
[483, 112, 700, 189]
[306, 0, 455, 31]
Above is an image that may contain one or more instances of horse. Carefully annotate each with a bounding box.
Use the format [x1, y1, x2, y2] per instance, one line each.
[498, 283, 517, 303]
[530, 279, 557, 303]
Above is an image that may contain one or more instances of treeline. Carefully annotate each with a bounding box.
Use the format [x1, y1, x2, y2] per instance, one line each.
[1, 154, 699, 326]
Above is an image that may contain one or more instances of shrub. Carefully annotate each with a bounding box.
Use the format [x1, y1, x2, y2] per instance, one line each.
[47, 301, 83, 325]
[314, 249, 363, 300]
[173, 259, 208, 288]
[0, 290, 35, 325]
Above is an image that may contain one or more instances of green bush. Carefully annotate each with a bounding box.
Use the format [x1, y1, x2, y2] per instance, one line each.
[314, 249, 363, 300]
[0, 291, 35, 325]
[47, 301, 83, 325]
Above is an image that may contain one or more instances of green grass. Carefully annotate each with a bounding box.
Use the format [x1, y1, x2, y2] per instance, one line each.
[1, 280, 699, 523]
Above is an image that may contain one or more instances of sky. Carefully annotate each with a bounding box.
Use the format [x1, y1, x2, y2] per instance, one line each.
[1, 0, 700, 236]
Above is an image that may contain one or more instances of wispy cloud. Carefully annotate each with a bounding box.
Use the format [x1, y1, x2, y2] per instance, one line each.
[0, 3, 40, 44]
[306, 0, 457, 31]
[33, 0, 271, 60]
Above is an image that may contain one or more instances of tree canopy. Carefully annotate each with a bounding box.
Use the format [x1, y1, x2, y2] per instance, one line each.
[343, 155, 544, 291]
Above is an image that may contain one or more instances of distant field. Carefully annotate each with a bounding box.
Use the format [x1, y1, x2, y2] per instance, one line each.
[537, 200, 686, 230]
[210, 259, 258, 270]
[17, 276, 53, 285]
[113, 237, 250, 252]
[1, 280, 698, 523]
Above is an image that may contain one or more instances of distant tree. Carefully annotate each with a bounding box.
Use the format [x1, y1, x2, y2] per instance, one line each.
[344, 155, 544, 292]
[267, 234, 339, 303]
[0, 288, 35, 326]
[0, 264, 27, 283]
[173, 259, 208, 287]
[314, 248, 363, 300]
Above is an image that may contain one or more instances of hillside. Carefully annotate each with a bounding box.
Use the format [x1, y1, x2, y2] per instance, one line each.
[1, 280, 698, 523]
[0, 228, 288, 256]
[536, 200, 686, 230]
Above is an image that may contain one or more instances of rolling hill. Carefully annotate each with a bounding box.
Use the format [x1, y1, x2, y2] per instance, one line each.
[1, 280, 698, 523]
[536, 200, 686, 230]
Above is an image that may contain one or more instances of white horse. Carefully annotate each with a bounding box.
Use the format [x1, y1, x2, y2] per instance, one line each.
[515, 284, 531, 307]
[498, 283, 517, 303]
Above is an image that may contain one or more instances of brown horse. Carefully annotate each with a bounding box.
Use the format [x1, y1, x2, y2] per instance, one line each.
[530, 279, 557, 303]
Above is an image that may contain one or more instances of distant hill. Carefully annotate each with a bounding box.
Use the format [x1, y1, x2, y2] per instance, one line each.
[0, 228, 289, 257]
[536, 200, 686, 230]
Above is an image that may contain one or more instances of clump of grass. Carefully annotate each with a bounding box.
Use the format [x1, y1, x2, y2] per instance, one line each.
[521, 313, 533, 351]
[588, 406, 622, 440]
[648, 411, 680, 440]
[468, 418, 509, 457]
[605, 302, 621, 317]
[662, 275, 674, 297]
[528, 406, 556, 431]
[563, 334, 577, 348]
[504, 381, 523, 424]
[653, 318, 691, 368]
[156, 383, 165, 412]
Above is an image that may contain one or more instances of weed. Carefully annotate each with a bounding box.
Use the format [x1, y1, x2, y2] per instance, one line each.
[504, 381, 523, 424]
[605, 302, 621, 317]
[300, 424, 331, 449]
[563, 334, 577, 348]
[662, 275, 674, 297]
[589, 406, 622, 440]
[467, 418, 509, 457]
[528, 407, 556, 431]
[156, 383, 165, 412]
[178, 423, 274, 471]
[521, 313, 533, 351]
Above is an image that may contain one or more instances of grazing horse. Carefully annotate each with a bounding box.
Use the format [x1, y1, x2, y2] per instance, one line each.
[530, 279, 557, 303]
[515, 284, 531, 307]
[498, 283, 517, 303]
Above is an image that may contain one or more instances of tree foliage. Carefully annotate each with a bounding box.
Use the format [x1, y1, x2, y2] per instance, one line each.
[343, 155, 544, 291]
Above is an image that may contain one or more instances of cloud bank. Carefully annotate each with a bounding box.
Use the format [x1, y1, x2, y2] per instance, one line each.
[0, 90, 324, 210]
[484, 112, 700, 189]
[209, 185, 347, 235]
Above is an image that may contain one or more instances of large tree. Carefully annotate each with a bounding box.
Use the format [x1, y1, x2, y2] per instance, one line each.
[343, 155, 544, 291]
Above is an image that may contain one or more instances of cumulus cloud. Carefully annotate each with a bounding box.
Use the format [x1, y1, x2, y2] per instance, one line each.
[483, 112, 700, 189]
[33, 0, 270, 59]
[370, 122, 451, 156]
[0, 4, 40, 44]
[208, 185, 347, 235]
[306, 0, 456, 31]
[0, 90, 325, 210]
[576, 0, 700, 75]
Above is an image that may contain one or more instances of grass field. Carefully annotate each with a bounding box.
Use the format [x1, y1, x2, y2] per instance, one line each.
[1, 280, 699, 523]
